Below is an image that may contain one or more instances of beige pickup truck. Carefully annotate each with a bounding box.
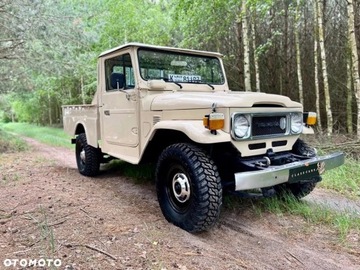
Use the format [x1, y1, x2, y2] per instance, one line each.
[63, 43, 344, 232]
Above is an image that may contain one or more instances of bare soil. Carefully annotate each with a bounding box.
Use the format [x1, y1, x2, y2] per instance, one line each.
[0, 138, 359, 270]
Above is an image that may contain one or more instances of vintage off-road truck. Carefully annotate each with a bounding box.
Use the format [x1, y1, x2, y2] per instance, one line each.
[63, 43, 344, 232]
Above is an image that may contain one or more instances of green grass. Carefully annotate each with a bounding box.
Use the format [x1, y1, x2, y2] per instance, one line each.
[0, 122, 72, 149]
[225, 195, 360, 243]
[264, 196, 360, 242]
[320, 158, 360, 198]
[0, 128, 28, 152]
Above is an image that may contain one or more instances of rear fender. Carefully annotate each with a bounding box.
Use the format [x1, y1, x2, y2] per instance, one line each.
[73, 121, 99, 148]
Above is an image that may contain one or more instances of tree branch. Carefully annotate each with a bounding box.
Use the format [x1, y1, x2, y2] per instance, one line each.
[65, 244, 117, 261]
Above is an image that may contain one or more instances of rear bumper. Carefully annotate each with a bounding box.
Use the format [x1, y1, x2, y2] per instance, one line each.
[234, 152, 344, 191]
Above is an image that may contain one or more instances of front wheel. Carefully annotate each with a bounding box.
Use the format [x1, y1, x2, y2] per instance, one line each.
[275, 182, 317, 199]
[275, 139, 318, 199]
[156, 143, 222, 233]
[75, 133, 100, 176]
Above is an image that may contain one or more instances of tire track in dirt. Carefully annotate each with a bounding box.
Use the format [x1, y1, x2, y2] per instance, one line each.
[305, 189, 360, 215]
[1, 138, 359, 269]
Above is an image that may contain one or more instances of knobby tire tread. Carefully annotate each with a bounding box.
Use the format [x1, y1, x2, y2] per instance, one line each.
[156, 143, 222, 233]
[76, 133, 100, 177]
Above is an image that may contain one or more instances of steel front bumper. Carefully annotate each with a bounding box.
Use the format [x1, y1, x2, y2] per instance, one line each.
[234, 152, 344, 191]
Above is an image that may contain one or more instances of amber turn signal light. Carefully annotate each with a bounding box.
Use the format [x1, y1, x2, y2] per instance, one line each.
[203, 112, 225, 131]
[304, 112, 317, 126]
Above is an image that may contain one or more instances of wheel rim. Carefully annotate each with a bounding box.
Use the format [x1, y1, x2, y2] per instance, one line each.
[166, 165, 192, 213]
[76, 142, 86, 170]
[80, 149, 86, 165]
[172, 173, 191, 203]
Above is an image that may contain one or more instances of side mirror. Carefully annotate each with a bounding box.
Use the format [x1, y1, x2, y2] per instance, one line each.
[110, 73, 125, 89]
[148, 79, 166, 90]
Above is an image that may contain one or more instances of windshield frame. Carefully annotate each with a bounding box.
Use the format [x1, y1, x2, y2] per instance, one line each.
[137, 48, 225, 86]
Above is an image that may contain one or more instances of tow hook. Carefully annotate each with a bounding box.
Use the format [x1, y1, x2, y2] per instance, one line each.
[255, 156, 271, 168]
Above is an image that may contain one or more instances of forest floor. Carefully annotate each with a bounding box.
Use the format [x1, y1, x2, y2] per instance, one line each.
[0, 138, 359, 270]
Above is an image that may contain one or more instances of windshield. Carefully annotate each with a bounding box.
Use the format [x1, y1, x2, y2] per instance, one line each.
[138, 48, 225, 85]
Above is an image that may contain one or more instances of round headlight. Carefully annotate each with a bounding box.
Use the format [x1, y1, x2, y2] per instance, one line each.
[291, 113, 303, 134]
[233, 114, 250, 138]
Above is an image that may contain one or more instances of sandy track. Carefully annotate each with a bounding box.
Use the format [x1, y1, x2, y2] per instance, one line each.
[0, 139, 359, 269]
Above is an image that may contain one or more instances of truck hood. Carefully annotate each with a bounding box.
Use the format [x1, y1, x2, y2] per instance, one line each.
[151, 91, 302, 110]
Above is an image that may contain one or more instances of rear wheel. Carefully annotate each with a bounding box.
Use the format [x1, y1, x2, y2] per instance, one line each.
[156, 143, 222, 232]
[75, 133, 100, 176]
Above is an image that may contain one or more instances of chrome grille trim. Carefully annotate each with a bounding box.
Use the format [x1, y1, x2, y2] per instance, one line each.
[231, 112, 301, 141]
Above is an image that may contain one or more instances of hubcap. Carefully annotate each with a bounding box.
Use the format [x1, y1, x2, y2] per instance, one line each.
[172, 173, 191, 203]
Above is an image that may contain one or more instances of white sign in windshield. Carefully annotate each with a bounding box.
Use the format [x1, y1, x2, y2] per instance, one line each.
[170, 60, 187, 67]
[168, 74, 201, 82]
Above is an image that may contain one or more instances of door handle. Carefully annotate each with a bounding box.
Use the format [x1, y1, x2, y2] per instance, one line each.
[104, 110, 110, 116]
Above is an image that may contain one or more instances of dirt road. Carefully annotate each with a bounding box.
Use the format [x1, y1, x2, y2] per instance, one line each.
[0, 139, 359, 269]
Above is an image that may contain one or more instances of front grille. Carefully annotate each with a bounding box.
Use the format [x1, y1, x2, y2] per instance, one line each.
[272, 140, 287, 147]
[248, 142, 266, 150]
[252, 116, 287, 136]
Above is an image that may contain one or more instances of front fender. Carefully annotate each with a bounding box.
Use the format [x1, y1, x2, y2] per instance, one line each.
[302, 125, 315, 134]
[150, 120, 231, 144]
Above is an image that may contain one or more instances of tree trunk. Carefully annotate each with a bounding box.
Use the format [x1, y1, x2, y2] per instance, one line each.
[283, 2, 290, 97]
[313, 0, 322, 132]
[242, 0, 251, 91]
[317, 0, 333, 136]
[295, 0, 304, 104]
[81, 75, 85, 105]
[47, 89, 52, 126]
[234, 21, 244, 90]
[346, 61, 353, 134]
[347, 0, 360, 139]
[251, 15, 260, 92]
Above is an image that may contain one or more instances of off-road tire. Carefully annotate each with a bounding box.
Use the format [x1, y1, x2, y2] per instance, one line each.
[275, 182, 317, 200]
[156, 143, 222, 233]
[275, 139, 317, 199]
[75, 133, 100, 176]
[292, 138, 316, 157]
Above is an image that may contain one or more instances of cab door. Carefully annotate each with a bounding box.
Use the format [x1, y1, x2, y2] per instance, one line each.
[100, 52, 139, 154]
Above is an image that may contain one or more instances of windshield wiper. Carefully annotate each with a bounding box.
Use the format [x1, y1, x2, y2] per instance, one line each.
[153, 77, 182, 89]
[205, 83, 215, 90]
[171, 81, 183, 89]
[189, 81, 215, 90]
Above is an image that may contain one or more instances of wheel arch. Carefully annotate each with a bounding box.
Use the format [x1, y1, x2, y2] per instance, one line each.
[141, 129, 192, 163]
[149, 121, 231, 144]
[74, 123, 85, 135]
[140, 121, 231, 163]
[73, 122, 98, 148]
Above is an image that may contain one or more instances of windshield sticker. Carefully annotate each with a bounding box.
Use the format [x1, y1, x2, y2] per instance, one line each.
[168, 74, 201, 82]
[170, 60, 187, 67]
